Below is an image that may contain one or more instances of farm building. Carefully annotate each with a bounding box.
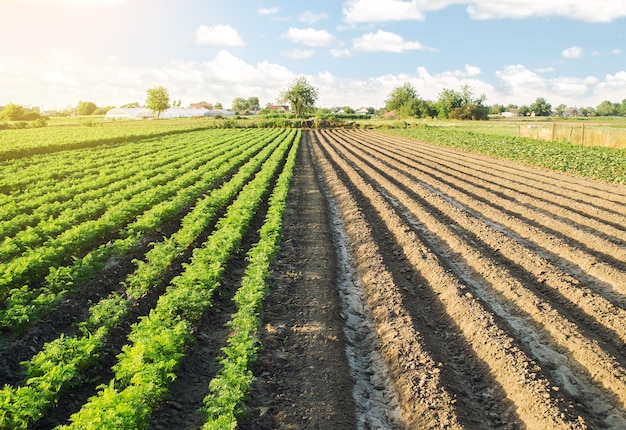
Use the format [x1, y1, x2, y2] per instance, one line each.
[104, 108, 153, 120]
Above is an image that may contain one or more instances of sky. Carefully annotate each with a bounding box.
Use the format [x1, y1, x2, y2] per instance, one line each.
[1, 0, 626, 111]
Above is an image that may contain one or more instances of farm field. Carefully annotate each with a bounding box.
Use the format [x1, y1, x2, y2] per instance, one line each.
[245, 129, 626, 429]
[1, 125, 626, 428]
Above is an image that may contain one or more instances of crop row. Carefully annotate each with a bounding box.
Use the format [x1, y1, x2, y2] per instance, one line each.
[0, 129, 298, 429]
[0, 130, 282, 329]
[201, 128, 298, 429]
[57, 129, 299, 429]
[386, 126, 626, 184]
[0, 120, 215, 161]
[0, 129, 248, 214]
[0, 131, 254, 263]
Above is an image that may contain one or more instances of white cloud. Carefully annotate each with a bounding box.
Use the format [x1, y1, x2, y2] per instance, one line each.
[561, 46, 584, 59]
[612, 48, 622, 55]
[343, 0, 626, 23]
[441, 64, 482, 78]
[466, 0, 626, 23]
[282, 49, 316, 59]
[343, 0, 430, 23]
[353, 30, 434, 53]
[195, 24, 245, 47]
[258, 7, 279, 15]
[283, 27, 335, 47]
[299, 11, 329, 24]
[1, 47, 625, 113]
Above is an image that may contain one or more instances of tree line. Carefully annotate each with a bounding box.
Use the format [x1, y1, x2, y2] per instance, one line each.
[2, 78, 626, 127]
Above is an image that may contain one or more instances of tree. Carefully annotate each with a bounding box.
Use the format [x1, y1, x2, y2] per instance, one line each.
[529, 97, 552, 116]
[436, 85, 488, 120]
[280, 77, 318, 118]
[247, 96, 260, 111]
[555, 104, 568, 116]
[596, 100, 619, 116]
[489, 104, 505, 115]
[121, 102, 140, 108]
[436, 88, 463, 119]
[214, 102, 223, 110]
[77, 101, 97, 116]
[0, 103, 26, 121]
[620, 99, 626, 116]
[145, 86, 170, 119]
[232, 97, 248, 113]
[384, 82, 427, 118]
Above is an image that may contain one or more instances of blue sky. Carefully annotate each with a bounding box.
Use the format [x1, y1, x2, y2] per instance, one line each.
[1, 0, 625, 111]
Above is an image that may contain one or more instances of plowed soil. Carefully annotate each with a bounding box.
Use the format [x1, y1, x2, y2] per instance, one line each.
[243, 129, 626, 429]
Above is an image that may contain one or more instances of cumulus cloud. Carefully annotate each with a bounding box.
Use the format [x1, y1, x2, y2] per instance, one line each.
[299, 11, 329, 24]
[441, 64, 482, 78]
[195, 24, 245, 47]
[561, 46, 584, 59]
[2, 46, 625, 113]
[258, 7, 279, 15]
[343, 0, 626, 23]
[353, 30, 435, 53]
[466, 0, 626, 23]
[343, 0, 431, 23]
[283, 27, 335, 47]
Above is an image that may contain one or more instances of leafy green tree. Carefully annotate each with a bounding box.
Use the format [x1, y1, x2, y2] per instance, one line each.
[77, 101, 97, 116]
[555, 104, 568, 116]
[529, 97, 552, 116]
[0, 103, 26, 120]
[247, 96, 260, 111]
[280, 77, 319, 118]
[145, 86, 170, 119]
[518, 105, 530, 116]
[436, 85, 488, 120]
[384, 82, 428, 118]
[596, 100, 619, 116]
[436, 88, 463, 119]
[619, 99, 626, 116]
[121, 102, 140, 108]
[489, 104, 505, 115]
[214, 102, 223, 110]
[232, 97, 248, 113]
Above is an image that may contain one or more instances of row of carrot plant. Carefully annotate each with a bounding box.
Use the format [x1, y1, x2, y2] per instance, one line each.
[0, 128, 299, 428]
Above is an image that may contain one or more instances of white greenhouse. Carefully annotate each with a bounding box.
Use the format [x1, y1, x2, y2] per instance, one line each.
[104, 107, 211, 120]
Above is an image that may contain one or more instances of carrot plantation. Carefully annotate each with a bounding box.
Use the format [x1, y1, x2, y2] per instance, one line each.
[0, 125, 299, 429]
[2, 120, 626, 429]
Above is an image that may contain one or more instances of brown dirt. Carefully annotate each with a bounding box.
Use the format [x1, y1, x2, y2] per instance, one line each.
[243, 129, 626, 429]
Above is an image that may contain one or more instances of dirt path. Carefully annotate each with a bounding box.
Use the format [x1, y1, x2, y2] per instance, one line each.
[245, 129, 626, 429]
[241, 132, 357, 429]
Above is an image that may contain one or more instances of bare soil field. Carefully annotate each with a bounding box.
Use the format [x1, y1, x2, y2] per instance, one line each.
[244, 129, 626, 429]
